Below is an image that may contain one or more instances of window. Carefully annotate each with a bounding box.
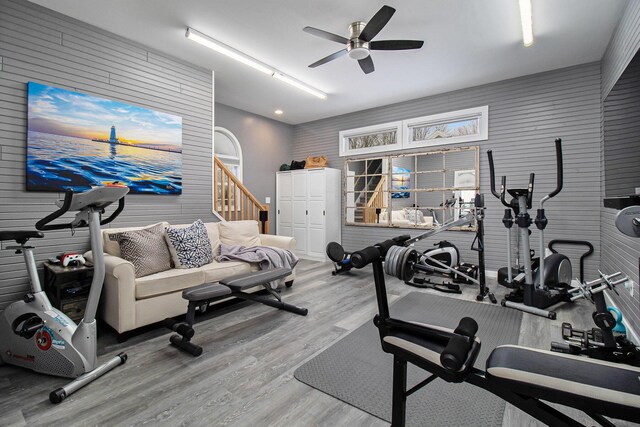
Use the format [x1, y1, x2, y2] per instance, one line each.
[339, 121, 403, 157]
[214, 127, 243, 211]
[404, 106, 489, 149]
[214, 127, 243, 181]
[338, 106, 488, 156]
[344, 146, 479, 230]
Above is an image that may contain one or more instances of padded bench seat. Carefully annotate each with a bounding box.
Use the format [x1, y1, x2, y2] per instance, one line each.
[486, 344, 640, 420]
[219, 268, 292, 291]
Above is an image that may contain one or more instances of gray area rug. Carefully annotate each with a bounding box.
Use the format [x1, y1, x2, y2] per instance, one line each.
[294, 292, 523, 427]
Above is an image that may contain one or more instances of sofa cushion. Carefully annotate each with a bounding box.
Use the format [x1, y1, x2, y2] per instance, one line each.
[165, 220, 213, 268]
[170, 222, 221, 257]
[102, 222, 169, 257]
[109, 223, 172, 278]
[135, 268, 205, 299]
[196, 260, 253, 283]
[218, 220, 260, 248]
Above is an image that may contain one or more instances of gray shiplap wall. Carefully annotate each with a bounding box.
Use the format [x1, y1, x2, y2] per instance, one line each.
[0, 0, 214, 310]
[600, 0, 640, 330]
[293, 63, 603, 279]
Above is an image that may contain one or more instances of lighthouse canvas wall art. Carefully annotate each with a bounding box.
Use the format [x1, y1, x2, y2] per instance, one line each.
[26, 82, 182, 194]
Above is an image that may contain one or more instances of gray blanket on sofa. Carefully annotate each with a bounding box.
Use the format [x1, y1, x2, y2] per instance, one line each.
[214, 243, 299, 289]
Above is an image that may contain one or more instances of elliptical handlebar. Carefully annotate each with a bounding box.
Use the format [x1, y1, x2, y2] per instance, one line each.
[488, 150, 510, 208]
[547, 138, 564, 200]
[487, 150, 500, 200]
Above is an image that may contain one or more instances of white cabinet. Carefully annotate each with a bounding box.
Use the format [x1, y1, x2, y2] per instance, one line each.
[276, 168, 341, 260]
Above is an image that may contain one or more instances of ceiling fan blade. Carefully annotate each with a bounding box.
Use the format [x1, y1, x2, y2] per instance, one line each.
[359, 5, 396, 42]
[308, 49, 348, 68]
[358, 55, 375, 74]
[370, 40, 424, 50]
[303, 26, 349, 44]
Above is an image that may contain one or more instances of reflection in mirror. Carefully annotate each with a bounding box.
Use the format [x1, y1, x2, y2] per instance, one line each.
[604, 48, 640, 197]
[345, 156, 388, 225]
[345, 146, 478, 230]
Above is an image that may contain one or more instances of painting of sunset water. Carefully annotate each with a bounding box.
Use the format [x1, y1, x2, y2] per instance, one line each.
[26, 82, 182, 194]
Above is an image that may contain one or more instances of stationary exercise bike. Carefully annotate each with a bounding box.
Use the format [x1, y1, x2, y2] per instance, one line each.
[0, 186, 129, 403]
[488, 138, 574, 319]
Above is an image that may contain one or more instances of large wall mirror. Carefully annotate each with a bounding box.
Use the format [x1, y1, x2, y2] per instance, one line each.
[604, 48, 640, 197]
[344, 146, 479, 230]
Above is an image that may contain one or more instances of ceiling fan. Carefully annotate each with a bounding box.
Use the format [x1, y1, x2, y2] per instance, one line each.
[303, 5, 424, 74]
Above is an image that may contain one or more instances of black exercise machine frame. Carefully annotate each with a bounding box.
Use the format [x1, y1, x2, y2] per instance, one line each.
[350, 239, 636, 427]
[164, 268, 307, 356]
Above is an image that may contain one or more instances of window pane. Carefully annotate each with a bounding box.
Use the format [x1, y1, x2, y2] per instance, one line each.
[411, 117, 479, 142]
[214, 132, 239, 157]
[348, 130, 397, 150]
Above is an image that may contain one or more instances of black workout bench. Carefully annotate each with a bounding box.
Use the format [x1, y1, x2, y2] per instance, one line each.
[164, 268, 308, 356]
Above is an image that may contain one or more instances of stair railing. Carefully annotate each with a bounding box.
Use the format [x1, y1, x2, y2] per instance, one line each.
[214, 156, 269, 233]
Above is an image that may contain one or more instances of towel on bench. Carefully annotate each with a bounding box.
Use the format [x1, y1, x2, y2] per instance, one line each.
[214, 243, 299, 288]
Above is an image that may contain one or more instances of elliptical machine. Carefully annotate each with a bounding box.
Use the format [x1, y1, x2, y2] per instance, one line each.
[487, 138, 572, 319]
[0, 186, 129, 403]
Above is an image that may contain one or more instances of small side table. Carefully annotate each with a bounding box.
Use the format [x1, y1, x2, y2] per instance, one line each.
[43, 261, 94, 322]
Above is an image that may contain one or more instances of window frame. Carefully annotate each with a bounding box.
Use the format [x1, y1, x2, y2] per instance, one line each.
[338, 121, 403, 157]
[214, 126, 243, 182]
[403, 106, 489, 149]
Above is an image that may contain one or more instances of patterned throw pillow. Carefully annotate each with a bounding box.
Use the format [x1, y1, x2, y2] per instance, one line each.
[164, 219, 213, 269]
[110, 223, 172, 278]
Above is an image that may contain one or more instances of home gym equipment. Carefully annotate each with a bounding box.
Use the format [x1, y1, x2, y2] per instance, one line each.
[488, 138, 574, 319]
[0, 186, 129, 404]
[326, 241, 354, 275]
[164, 267, 307, 356]
[348, 238, 640, 427]
[384, 194, 496, 303]
[550, 271, 640, 366]
[325, 234, 411, 276]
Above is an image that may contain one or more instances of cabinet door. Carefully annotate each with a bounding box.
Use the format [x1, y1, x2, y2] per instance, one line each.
[292, 199, 307, 253]
[306, 170, 326, 259]
[277, 200, 293, 237]
[276, 173, 293, 236]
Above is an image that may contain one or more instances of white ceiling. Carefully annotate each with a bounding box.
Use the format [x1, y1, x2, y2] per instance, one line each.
[30, 0, 627, 125]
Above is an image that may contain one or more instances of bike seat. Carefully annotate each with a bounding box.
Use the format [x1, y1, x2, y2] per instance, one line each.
[0, 230, 44, 244]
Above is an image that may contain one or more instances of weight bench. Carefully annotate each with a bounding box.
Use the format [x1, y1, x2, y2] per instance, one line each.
[350, 239, 640, 427]
[164, 268, 308, 356]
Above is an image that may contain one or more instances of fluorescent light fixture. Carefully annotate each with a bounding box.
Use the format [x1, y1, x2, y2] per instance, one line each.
[519, 0, 533, 47]
[186, 27, 327, 100]
[272, 73, 327, 100]
[186, 28, 272, 75]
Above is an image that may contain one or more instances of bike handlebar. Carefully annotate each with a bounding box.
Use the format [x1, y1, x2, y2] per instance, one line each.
[36, 189, 74, 231]
[36, 188, 126, 231]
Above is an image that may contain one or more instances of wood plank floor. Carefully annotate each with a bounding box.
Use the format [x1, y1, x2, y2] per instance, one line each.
[0, 259, 638, 427]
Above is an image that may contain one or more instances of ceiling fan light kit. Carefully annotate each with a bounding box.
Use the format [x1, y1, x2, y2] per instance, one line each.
[303, 5, 424, 74]
[186, 27, 327, 100]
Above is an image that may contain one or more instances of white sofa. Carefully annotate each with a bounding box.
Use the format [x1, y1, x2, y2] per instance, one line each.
[85, 220, 295, 338]
[380, 209, 434, 227]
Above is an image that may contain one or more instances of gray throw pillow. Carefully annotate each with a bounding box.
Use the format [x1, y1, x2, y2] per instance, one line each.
[164, 219, 213, 269]
[110, 223, 172, 278]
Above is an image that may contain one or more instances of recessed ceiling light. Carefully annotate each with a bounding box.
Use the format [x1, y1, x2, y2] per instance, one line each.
[274, 109, 284, 115]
